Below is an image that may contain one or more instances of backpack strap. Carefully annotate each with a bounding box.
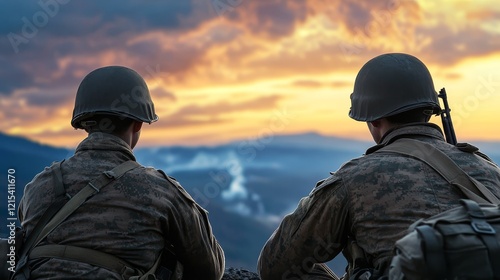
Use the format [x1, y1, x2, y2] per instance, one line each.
[461, 199, 500, 277]
[414, 225, 446, 279]
[378, 139, 500, 204]
[52, 160, 70, 199]
[14, 160, 139, 279]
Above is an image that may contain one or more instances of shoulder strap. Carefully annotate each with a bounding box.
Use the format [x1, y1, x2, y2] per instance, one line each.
[33, 160, 140, 248]
[52, 160, 69, 199]
[14, 160, 139, 279]
[15, 162, 68, 275]
[378, 139, 500, 204]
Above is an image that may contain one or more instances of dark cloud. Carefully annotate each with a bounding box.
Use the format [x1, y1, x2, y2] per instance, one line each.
[305, 0, 407, 36]
[0, 57, 30, 94]
[0, 46, 80, 96]
[228, 0, 308, 38]
[22, 88, 74, 107]
[1, 1, 197, 37]
[0, 2, 44, 35]
[420, 25, 500, 65]
[337, 2, 372, 33]
[254, 1, 306, 37]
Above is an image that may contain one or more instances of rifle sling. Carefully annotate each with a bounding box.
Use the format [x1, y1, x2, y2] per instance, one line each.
[378, 138, 500, 204]
[32, 160, 140, 248]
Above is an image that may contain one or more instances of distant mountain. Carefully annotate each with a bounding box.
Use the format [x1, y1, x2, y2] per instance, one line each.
[134, 132, 370, 219]
[1, 131, 499, 274]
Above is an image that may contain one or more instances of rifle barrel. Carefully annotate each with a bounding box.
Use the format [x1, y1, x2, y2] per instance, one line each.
[438, 88, 457, 145]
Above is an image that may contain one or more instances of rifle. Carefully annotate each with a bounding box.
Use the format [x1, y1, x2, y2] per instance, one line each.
[437, 87, 457, 145]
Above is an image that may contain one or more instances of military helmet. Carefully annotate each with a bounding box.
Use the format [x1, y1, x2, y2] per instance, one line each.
[71, 66, 158, 129]
[349, 53, 441, 122]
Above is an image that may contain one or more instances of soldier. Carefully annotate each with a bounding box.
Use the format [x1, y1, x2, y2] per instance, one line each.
[17, 66, 225, 279]
[257, 53, 500, 279]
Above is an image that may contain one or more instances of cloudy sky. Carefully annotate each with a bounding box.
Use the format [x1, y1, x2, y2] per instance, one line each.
[1, 0, 499, 148]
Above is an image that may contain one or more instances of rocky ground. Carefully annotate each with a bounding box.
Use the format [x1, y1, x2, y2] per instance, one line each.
[222, 267, 261, 280]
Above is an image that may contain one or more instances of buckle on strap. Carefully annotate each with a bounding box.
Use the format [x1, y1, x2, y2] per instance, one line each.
[472, 221, 496, 235]
[104, 171, 116, 179]
[88, 182, 100, 192]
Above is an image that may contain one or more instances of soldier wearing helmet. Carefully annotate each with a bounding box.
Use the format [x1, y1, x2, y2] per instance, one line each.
[258, 53, 500, 279]
[18, 66, 225, 280]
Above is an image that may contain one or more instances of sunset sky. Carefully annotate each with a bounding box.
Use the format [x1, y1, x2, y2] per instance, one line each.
[1, 0, 499, 148]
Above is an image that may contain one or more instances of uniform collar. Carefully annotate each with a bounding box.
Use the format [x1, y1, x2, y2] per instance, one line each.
[366, 123, 445, 155]
[75, 132, 136, 161]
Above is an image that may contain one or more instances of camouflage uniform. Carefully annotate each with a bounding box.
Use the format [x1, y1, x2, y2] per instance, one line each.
[19, 132, 225, 279]
[258, 123, 500, 279]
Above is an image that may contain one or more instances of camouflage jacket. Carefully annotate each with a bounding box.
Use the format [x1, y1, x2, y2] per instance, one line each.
[18, 132, 225, 280]
[258, 123, 500, 279]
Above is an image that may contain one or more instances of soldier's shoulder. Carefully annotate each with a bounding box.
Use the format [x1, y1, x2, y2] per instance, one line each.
[130, 165, 199, 204]
[28, 160, 63, 184]
[343, 150, 414, 172]
[310, 173, 342, 197]
[310, 154, 390, 196]
[333, 154, 381, 176]
[128, 165, 178, 185]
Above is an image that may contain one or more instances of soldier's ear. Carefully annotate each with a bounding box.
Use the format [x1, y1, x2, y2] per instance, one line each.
[369, 120, 381, 128]
[132, 121, 143, 133]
